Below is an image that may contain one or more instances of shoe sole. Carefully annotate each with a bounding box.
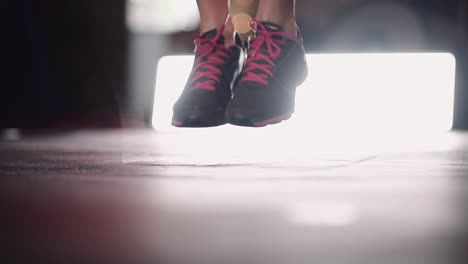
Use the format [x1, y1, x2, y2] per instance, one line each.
[227, 111, 293, 127]
[172, 112, 227, 128]
[171, 119, 227, 128]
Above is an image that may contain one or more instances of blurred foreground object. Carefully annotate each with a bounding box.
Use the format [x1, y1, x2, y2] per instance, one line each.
[229, 0, 259, 38]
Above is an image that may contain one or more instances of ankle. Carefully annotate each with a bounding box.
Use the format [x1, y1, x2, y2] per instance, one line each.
[282, 18, 297, 39]
[199, 22, 217, 37]
[223, 21, 235, 47]
[255, 16, 297, 38]
[199, 23, 235, 47]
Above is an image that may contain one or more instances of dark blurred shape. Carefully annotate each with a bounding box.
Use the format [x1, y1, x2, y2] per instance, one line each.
[295, 0, 462, 51]
[0, 0, 126, 129]
[316, 2, 425, 51]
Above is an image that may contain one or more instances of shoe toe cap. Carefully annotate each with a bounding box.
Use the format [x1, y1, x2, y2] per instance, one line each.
[225, 106, 256, 127]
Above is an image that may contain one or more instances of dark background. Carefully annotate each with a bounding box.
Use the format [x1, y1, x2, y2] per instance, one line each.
[1, 0, 467, 129]
[0, 0, 126, 128]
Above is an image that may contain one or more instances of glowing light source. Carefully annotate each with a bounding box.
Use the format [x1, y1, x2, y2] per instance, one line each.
[127, 0, 199, 33]
[152, 53, 455, 133]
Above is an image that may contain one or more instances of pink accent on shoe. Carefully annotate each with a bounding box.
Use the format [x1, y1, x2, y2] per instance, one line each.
[171, 120, 183, 126]
[191, 24, 233, 91]
[241, 19, 295, 85]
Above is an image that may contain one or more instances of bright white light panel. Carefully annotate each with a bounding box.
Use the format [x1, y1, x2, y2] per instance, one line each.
[152, 53, 455, 133]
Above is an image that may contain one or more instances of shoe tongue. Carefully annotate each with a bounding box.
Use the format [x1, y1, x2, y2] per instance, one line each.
[234, 33, 244, 47]
[195, 28, 228, 85]
[247, 21, 285, 78]
[259, 21, 284, 33]
[255, 21, 287, 42]
[200, 28, 225, 45]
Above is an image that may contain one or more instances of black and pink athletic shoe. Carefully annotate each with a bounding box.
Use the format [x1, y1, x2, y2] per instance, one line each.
[172, 25, 243, 127]
[225, 20, 308, 127]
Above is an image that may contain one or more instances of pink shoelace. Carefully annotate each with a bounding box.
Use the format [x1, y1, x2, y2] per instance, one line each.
[191, 24, 232, 91]
[241, 19, 291, 85]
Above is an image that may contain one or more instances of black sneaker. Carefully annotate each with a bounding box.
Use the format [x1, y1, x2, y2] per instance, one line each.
[225, 20, 308, 127]
[172, 26, 243, 127]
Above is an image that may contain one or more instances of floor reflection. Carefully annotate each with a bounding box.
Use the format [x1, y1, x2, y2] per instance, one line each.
[1, 130, 467, 264]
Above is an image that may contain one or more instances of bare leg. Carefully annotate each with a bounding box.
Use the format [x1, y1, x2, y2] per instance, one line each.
[196, 0, 234, 46]
[255, 0, 297, 37]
